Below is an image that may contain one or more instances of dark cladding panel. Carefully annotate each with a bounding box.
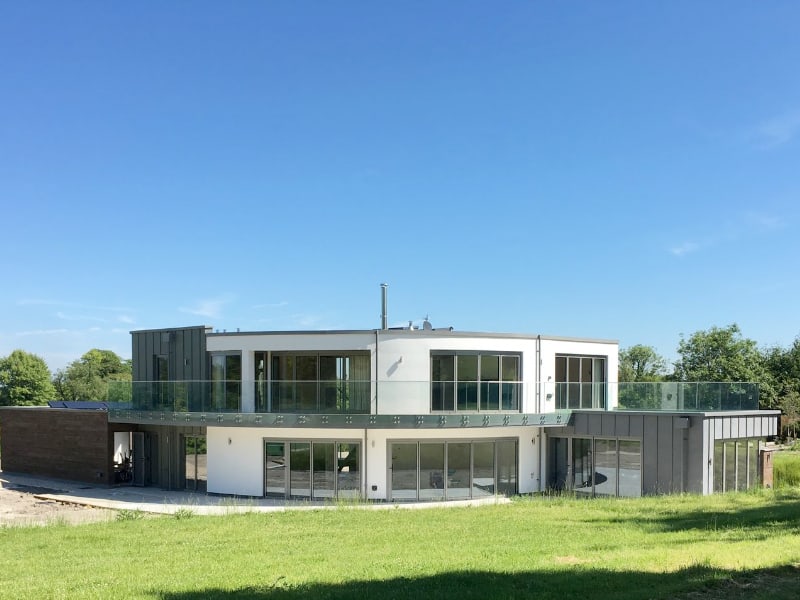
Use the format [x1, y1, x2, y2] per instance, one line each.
[672, 419, 685, 492]
[629, 414, 643, 438]
[175, 330, 185, 380]
[601, 413, 616, 437]
[657, 416, 673, 492]
[571, 412, 588, 435]
[642, 415, 659, 493]
[131, 327, 208, 382]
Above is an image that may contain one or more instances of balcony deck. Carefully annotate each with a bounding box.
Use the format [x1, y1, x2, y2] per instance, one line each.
[106, 381, 761, 427]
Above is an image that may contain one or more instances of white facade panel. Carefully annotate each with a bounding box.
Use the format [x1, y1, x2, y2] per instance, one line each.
[207, 332, 375, 353]
[207, 330, 617, 416]
[208, 426, 540, 500]
[374, 333, 538, 414]
[207, 426, 266, 496]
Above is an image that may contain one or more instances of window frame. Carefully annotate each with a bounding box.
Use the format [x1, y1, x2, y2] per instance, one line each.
[430, 351, 522, 413]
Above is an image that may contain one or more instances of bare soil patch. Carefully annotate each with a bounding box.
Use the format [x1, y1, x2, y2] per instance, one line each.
[0, 483, 114, 527]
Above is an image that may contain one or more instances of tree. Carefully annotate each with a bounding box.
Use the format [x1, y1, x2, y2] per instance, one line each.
[673, 324, 765, 382]
[53, 349, 131, 402]
[761, 338, 800, 427]
[619, 345, 666, 382]
[0, 350, 55, 406]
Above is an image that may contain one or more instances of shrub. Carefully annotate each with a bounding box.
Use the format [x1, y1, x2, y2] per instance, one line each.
[115, 509, 144, 522]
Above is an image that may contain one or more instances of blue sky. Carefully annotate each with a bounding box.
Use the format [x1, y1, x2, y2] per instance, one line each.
[2, 2, 799, 371]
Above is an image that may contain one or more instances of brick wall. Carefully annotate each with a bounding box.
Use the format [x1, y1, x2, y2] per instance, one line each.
[0, 407, 132, 485]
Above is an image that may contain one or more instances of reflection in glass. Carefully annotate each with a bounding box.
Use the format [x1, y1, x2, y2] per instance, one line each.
[431, 355, 455, 411]
[497, 440, 518, 495]
[457, 356, 478, 411]
[184, 435, 207, 492]
[472, 442, 495, 497]
[501, 354, 520, 410]
[714, 441, 724, 493]
[290, 442, 311, 497]
[447, 442, 471, 499]
[572, 438, 593, 495]
[419, 443, 445, 500]
[296, 356, 317, 412]
[724, 441, 736, 492]
[581, 358, 593, 409]
[391, 443, 418, 500]
[480, 356, 500, 411]
[265, 442, 286, 496]
[593, 439, 617, 496]
[312, 442, 335, 499]
[618, 440, 641, 497]
[736, 440, 748, 491]
[747, 440, 758, 489]
[337, 443, 360, 499]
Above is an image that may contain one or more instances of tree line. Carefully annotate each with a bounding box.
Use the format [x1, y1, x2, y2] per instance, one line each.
[0, 348, 131, 406]
[620, 323, 800, 426]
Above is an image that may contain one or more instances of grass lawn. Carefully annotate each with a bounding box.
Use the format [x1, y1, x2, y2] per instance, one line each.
[2, 490, 800, 599]
[774, 450, 800, 488]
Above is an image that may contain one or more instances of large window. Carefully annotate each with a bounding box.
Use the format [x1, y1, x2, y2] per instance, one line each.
[389, 439, 517, 501]
[555, 355, 606, 409]
[184, 435, 207, 492]
[264, 439, 361, 499]
[550, 437, 641, 497]
[431, 352, 520, 412]
[211, 353, 241, 411]
[257, 352, 370, 413]
[713, 438, 760, 493]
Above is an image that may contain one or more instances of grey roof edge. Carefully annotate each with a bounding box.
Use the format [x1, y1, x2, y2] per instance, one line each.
[130, 325, 212, 334]
[607, 409, 780, 417]
[202, 328, 618, 345]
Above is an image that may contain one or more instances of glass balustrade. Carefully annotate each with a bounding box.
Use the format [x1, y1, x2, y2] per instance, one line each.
[107, 380, 759, 414]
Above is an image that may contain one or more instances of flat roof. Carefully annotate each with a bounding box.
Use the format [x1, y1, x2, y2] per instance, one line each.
[129, 325, 617, 345]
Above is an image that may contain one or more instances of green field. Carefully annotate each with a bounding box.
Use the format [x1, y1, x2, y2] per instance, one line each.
[2, 489, 800, 599]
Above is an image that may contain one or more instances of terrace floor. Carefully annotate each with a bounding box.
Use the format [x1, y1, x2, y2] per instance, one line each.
[0, 470, 507, 522]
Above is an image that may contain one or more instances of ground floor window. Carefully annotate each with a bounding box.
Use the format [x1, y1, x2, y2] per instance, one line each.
[389, 439, 517, 501]
[264, 439, 360, 500]
[549, 436, 641, 497]
[184, 435, 207, 492]
[713, 438, 759, 493]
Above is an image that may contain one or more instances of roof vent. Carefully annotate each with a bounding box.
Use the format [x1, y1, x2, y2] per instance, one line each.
[422, 316, 433, 330]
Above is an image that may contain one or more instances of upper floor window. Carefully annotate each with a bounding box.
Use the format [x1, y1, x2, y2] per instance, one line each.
[431, 352, 520, 412]
[258, 352, 370, 414]
[211, 353, 241, 411]
[555, 355, 606, 409]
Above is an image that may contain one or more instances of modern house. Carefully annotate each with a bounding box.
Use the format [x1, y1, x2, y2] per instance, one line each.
[95, 313, 776, 501]
[0, 290, 779, 499]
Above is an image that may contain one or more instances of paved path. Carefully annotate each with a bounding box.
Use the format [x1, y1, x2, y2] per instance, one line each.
[0, 471, 508, 516]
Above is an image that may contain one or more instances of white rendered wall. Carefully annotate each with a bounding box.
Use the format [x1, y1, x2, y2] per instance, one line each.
[372, 332, 538, 414]
[206, 330, 618, 416]
[209, 426, 542, 500]
[207, 426, 367, 497]
[206, 332, 375, 354]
